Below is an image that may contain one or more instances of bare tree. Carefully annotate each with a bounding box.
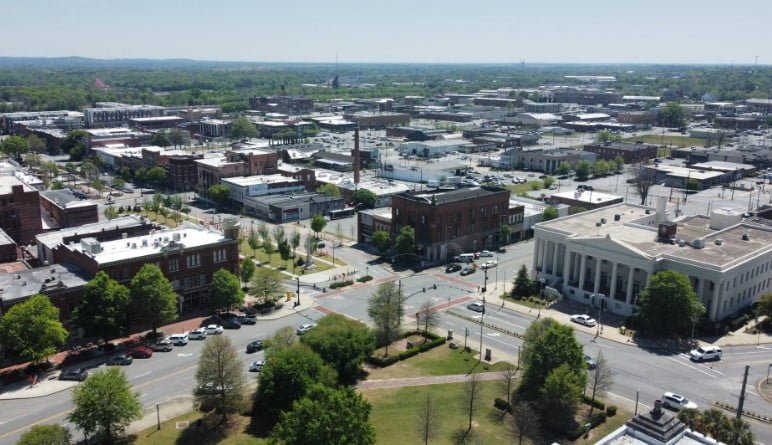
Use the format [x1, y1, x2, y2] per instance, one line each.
[500, 365, 518, 405]
[417, 301, 441, 339]
[631, 162, 658, 205]
[416, 392, 439, 445]
[587, 350, 613, 418]
[266, 326, 298, 353]
[464, 373, 482, 434]
[510, 401, 542, 445]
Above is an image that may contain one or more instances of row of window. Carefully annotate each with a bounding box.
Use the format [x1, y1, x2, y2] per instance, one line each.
[172, 273, 207, 290]
[167, 250, 227, 273]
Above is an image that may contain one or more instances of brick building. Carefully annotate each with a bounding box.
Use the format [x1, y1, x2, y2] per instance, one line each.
[0, 176, 42, 244]
[196, 149, 279, 196]
[54, 224, 240, 312]
[583, 141, 658, 163]
[40, 190, 99, 228]
[249, 96, 314, 115]
[0, 229, 17, 263]
[390, 186, 511, 263]
[142, 148, 201, 192]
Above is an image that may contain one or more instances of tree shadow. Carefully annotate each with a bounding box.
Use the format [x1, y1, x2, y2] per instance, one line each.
[174, 413, 237, 445]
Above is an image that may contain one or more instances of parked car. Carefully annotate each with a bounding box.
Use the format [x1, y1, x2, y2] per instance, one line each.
[246, 340, 264, 353]
[662, 392, 698, 411]
[169, 333, 189, 345]
[249, 360, 265, 372]
[479, 250, 494, 257]
[460, 267, 475, 276]
[106, 354, 133, 366]
[584, 355, 597, 370]
[131, 346, 153, 359]
[445, 263, 462, 273]
[222, 318, 242, 329]
[570, 314, 597, 327]
[497, 247, 506, 253]
[238, 314, 257, 325]
[689, 346, 722, 362]
[188, 328, 207, 340]
[59, 367, 88, 381]
[204, 324, 224, 335]
[473, 252, 481, 259]
[467, 301, 485, 313]
[151, 339, 173, 352]
[481, 260, 497, 269]
[297, 323, 316, 335]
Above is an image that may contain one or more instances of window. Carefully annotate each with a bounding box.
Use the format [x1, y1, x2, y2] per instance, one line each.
[168, 258, 180, 272]
[213, 249, 227, 263]
[187, 254, 201, 268]
[199, 274, 206, 285]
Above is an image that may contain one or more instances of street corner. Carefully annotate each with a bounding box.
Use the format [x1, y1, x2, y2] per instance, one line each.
[0, 376, 79, 400]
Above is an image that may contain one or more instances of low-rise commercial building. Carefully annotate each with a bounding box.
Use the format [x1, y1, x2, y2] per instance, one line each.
[244, 192, 344, 223]
[549, 190, 624, 210]
[533, 199, 772, 321]
[583, 141, 658, 163]
[357, 207, 393, 244]
[0, 176, 42, 244]
[84, 103, 164, 128]
[221, 175, 305, 204]
[40, 190, 99, 229]
[196, 148, 279, 196]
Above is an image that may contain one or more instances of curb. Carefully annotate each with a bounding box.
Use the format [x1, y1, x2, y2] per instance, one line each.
[446, 309, 524, 339]
[712, 400, 772, 424]
[0, 381, 79, 401]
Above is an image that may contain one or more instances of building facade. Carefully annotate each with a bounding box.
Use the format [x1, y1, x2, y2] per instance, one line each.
[583, 141, 658, 163]
[40, 191, 99, 228]
[0, 177, 42, 244]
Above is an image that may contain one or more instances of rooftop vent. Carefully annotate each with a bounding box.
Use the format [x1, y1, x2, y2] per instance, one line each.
[678, 240, 686, 247]
[714, 239, 723, 245]
[601, 218, 607, 224]
[614, 214, 621, 221]
[596, 221, 602, 227]
[692, 239, 704, 249]
[741, 233, 750, 241]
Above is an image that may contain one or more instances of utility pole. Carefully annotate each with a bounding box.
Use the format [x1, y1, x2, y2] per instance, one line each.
[295, 277, 300, 307]
[737, 365, 750, 420]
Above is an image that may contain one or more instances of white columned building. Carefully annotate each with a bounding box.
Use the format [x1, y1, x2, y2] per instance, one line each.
[532, 200, 772, 321]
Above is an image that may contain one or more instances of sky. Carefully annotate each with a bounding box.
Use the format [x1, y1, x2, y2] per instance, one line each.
[1, 0, 770, 65]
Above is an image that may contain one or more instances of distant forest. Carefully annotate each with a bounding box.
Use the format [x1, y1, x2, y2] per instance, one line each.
[0, 57, 770, 113]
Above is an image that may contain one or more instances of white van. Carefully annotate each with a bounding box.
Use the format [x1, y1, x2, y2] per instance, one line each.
[169, 333, 189, 346]
[456, 253, 475, 263]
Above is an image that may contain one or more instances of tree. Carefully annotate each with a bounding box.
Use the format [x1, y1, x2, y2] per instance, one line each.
[542, 176, 555, 188]
[759, 292, 772, 317]
[638, 270, 705, 338]
[414, 299, 439, 333]
[372, 229, 390, 254]
[270, 384, 375, 445]
[150, 131, 171, 147]
[61, 130, 88, 157]
[539, 364, 583, 432]
[594, 160, 610, 177]
[251, 267, 284, 304]
[301, 314, 376, 383]
[210, 268, 244, 313]
[255, 344, 337, 420]
[367, 281, 404, 357]
[68, 367, 142, 443]
[316, 183, 342, 198]
[208, 184, 230, 208]
[498, 224, 511, 245]
[290, 231, 301, 258]
[26, 134, 47, 153]
[0, 295, 68, 364]
[395, 226, 416, 254]
[263, 235, 275, 262]
[247, 229, 260, 256]
[258, 223, 271, 249]
[510, 401, 542, 445]
[700, 408, 732, 441]
[169, 128, 186, 148]
[596, 130, 622, 143]
[587, 350, 613, 418]
[677, 408, 701, 430]
[1, 135, 29, 160]
[463, 372, 482, 433]
[723, 417, 754, 445]
[499, 364, 518, 406]
[73, 272, 131, 344]
[521, 322, 586, 397]
[18, 424, 71, 445]
[512, 265, 534, 298]
[194, 335, 246, 422]
[240, 259, 256, 287]
[351, 188, 377, 209]
[129, 264, 178, 335]
[613, 155, 625, 174]
[574, 160, 592, 181]
[556, 161, 571, 176]
[685, 178, 700, 190]
[103, 205, 119, 220]
[311, 214, 327, 239]
[542, 206, 559, 221]
[631, 162, 658, 205]
[660, 102, 686, 127]
[111, 177, 125, 191]
[230, 116, 258, 140]
[144, 166, 167, 189]
[266, 326, 298, 352]
[416, 392, 438, 445]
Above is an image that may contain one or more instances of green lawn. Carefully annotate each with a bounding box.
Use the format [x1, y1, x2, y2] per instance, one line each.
[503, 294, 550, 311]
[239, 240, 342, 274]
[367, 344, 514, 380]
[623, 134, 707, 148]
[365, 381, 515, 445]
[129, 411, 265, 445]
[507, 180, 543, 194]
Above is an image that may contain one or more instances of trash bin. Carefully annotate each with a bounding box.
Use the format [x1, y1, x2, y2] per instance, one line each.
[447, 329, 453, 340]
[484, 348, 492, 361]
[620, 326, 626, 335]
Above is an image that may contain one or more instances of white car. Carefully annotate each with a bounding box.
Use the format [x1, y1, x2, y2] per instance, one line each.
[296, 323, 316, 335]
[570, 314, 597, 327]
[481, 260, 498, 269]
[204, 324, 224, 335]
[662, 392, 698, 411]
[689, 346, 722, 362]
[188, 328, 207, 340]
[168, 333, 188, 346]
[479, 250, 494, 257]
[248, 360, 265, 372]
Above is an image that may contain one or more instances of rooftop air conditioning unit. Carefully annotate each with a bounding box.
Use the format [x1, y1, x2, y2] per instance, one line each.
[714, 239, 723, 245]
[741, 233, 750, 241]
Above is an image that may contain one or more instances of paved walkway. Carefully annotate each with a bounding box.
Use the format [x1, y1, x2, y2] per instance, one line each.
[356, 371, 503, 390]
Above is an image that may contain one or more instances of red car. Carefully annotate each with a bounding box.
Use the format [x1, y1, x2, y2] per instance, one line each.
[131, 345, 153, 358]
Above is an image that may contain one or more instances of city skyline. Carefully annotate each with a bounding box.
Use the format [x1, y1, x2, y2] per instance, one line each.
[1, 0, 770, 65]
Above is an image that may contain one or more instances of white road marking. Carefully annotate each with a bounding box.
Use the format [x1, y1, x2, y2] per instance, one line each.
[727, 350, 771, 355]
[177, 353, 193, 357]
[134, 371, 152, 379]
[665, 356, 717, 379]
[487, 333, 501, 337]
[0, 415, 24, 426]
[607, 392, 651, 410]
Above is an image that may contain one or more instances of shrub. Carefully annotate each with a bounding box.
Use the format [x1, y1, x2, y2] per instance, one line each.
[582, 395, 606, 410]
[365, 354, 399, 367]
[418, 337, 445, 352]
[398, 347, 420, 360]
[606, 405, 618, 417]
[357, 275, 373, 283]
[494, 397, 512, 412]
[328, 280, 354, 289]
[591, 411, 607, 427]
[566, 427, 586, 441]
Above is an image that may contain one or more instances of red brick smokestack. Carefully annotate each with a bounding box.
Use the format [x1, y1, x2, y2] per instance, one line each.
[353, 127, 360, 187]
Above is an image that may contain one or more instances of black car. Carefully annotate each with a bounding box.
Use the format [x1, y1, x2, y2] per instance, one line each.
[60, 367, 88, 381]
[222, 318, 242, 329]
[460, 267, 475, 276]
[246, 340, 264, 353]
[106, 354, 133, 366]
[584, 355, 597, 370]
[238, 314, 257, 325]
[445, 263, 462, 273]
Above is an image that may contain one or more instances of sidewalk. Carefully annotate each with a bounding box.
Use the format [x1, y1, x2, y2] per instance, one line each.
[356, 371, 503, 390]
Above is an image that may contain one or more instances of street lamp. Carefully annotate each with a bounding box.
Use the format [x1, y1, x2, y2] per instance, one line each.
[494, 254, 499, 290]
[295, 277, 301, 307]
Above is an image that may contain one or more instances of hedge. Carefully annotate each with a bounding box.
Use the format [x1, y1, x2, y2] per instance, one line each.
[566, 410, 608, 440]
[418, 337, 446, 352]
[606, 405, 617, 417]
[566, 427, 586, 441]
[357, 275, 373, 283]
[366, 332, 446, 368]
[365, 354, 399, 367]
[398, 347, 420, 360]
[329, 280, 354, 289]
[591, 412, 607, 427]
[494, 398, 512, 412]
[582, 395, 606, 410]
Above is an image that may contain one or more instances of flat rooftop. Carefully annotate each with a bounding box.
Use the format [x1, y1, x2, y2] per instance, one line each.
[538, 203, 772, 269]
[0, 264, 89, 304]
[690, 161, 756, 172]
[654, 165, 725, 180]
[66, 225, 230, 265]
[406, 186, 507, 205]
[360, 207, 393, 219]
[551, 190, 622, 204]
[222, 175, 299, 187]
[0, 176, 35, 194]
[36, 215, 146, 250]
